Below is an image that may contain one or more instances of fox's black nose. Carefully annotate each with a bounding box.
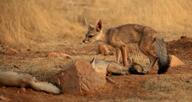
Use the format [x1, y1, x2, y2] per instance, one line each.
[82, 39, 88, 43]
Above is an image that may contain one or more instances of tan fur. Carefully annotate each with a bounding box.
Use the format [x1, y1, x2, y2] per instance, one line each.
[0, 71, 60, 94]
[97, 45, 186, 68]
[90, 57, 146, 75]
[97, 43, 113, 55]
[90, 57, 129, 75]
[83, 20, 159, 72]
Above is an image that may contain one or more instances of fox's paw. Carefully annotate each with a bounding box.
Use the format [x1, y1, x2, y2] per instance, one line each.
[17, 87, 26, 94]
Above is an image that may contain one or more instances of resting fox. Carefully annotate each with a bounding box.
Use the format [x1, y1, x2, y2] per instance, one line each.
[90, 55, 185, 75]
[0, 71, 61, 94]
[83, 20, 170, 74]
[90, 57, 130, 75]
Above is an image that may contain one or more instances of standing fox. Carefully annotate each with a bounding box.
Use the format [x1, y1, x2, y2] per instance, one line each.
[83, 20, 170, 74]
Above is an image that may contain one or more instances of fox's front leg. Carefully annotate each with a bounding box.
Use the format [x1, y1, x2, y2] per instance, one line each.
[115, 48, 121, 63]
[120, 46, 129, 66]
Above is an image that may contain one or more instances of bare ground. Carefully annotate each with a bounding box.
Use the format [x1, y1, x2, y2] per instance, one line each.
[0, 37, 192, 102]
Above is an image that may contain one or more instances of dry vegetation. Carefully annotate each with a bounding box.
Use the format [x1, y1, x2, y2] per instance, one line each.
[0, 0, 84, 50]
[0, 0, 192, 51]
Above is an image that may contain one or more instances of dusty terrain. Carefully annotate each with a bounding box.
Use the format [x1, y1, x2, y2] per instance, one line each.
[0, 37, 192, 102]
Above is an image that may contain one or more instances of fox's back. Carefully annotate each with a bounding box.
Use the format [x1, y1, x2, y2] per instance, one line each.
[106, 24, 157, 47]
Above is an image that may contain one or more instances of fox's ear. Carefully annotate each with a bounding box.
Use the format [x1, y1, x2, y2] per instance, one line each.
[96, 19, 102, 32]
[90, 57, 96, 68]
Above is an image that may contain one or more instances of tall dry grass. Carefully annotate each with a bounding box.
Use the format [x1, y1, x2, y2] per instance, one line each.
[0, 0, 192, 50]
[0, 0, 84, 50]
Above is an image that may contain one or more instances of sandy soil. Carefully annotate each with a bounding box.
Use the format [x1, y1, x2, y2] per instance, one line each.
[0, 37, 192, 102]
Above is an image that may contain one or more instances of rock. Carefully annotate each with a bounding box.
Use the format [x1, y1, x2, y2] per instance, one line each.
[54, 59, 106, 95]
[169, 55, 185, 67]
[47, 52, 72, 59]
[4, 48, 18, 55]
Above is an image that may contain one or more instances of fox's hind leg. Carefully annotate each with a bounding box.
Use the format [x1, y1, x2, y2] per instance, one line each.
[115, 48, 121, 63]
[120, 45, 129, 66]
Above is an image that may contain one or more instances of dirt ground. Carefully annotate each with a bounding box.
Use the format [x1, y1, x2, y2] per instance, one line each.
[0, 37, 192, 102]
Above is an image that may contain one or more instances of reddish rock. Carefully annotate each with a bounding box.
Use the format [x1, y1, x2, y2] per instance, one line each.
[54, 59, 106, 95]
[169, 55, 185, 67]
[4, 48, 18, 55]
[47, 52, 59, 57]
[47, 52, 71, 59]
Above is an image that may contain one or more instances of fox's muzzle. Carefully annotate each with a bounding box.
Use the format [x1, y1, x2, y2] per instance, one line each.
[82, 39, 89, 43]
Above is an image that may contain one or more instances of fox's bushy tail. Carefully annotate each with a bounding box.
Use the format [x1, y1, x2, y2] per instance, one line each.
[155, 38, 170, 74]
[30, 81, 61, 94]
[0, 71, 61, 94]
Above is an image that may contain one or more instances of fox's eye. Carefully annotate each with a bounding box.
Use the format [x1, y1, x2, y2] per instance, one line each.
[88, 35, 94, 38]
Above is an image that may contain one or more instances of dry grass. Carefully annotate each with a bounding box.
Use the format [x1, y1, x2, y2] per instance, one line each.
[0, 0, 84, 50]
[0, 0, 192, 50]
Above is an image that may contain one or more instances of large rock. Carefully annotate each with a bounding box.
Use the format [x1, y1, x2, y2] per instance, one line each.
[54, 59, 106, 95]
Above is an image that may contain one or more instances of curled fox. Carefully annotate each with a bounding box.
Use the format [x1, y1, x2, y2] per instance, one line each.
[0, 71, 61, 94]
[90, 55, 184, 76]
[83, 20, 170, 74]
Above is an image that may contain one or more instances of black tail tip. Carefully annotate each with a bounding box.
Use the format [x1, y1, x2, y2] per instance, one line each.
[157, 59, 170, 74]
[157, 65, 169, 74]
